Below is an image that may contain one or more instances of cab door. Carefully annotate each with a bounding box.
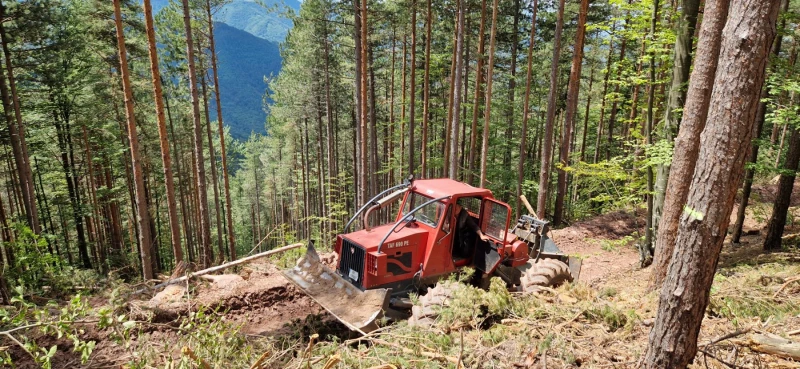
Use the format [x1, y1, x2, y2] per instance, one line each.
[474, 198, 512, 274]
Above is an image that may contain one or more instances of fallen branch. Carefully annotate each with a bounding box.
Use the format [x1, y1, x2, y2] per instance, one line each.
[745, 332, 800, 360]
[133, 243, 303, 295]
[698, 348, 747, 369]
[773, 277, 800, 298]
[700, 328, 751, 347]
[788, 329, 800, 336]
[249, 350, 271, 369]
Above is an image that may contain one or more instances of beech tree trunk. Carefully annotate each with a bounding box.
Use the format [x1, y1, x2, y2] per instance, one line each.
[644, 1, 780, 367]
[536, 0, 566, 218]
[478, 0, 500, 188]
[181, 0, 213, 267]
[553, 0, 588, 225]
[649, 0, 730, 289]
[114, 0, 154, 279]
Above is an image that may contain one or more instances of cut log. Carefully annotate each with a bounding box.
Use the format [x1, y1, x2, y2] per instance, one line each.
[747, 333, 800, 360]
[133, 243, 303, 295]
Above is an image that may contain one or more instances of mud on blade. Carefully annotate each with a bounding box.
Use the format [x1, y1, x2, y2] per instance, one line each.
[281, 243, 390, 333]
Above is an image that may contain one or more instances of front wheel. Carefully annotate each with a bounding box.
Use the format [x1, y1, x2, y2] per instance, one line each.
[519, 258, 573, 293]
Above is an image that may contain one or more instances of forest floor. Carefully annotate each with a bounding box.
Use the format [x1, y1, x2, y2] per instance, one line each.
[5, 184, 800, 368]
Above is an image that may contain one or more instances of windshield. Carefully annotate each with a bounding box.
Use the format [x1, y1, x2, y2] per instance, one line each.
[402, 192, 444, 227]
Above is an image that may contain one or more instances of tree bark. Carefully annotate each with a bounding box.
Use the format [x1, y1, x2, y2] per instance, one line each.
[649, 0, 730, 289]
[536, 0, 566, 218]
[448, 0, 465, 179]
[652, 0, 701, 242]
[408, 0, 417, 175]
[516, 0, 538, 218]
[553, 0, 589, 225]
[421, 0, 432, 177]
[181, 0, 213, 267]
[143, 0, 182, 263]
[641, 0, 660, 266]
[763, 124, 800, 250]
[114, 0, 154, 279]
[479, 0, 500, 188]
[359, 0, 369, 205]
[468, 0, 487, 185]
[0, 1, 39, 235]
[732, 0, 790, 243]
[205, 0, 236, 260]
[644, 1, 780, 367]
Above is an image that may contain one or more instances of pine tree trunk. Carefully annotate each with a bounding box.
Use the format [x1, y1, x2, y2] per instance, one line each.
[732, 0, 790, 243]
[593, 26, 615, 164]
[652, 0, 701, 241]
[553, 0, 588, 225]
[421, 0, 432, 177]
[763, 124, 800, 250]
[536, 0, 566, 218]
[408, 0, 417, 175]
[467, 0, 487, 185]
[0, 1, 39, 235]
[205, 0, 236, 260]
[516, 0, 538, 218]
[448, 0, 465, 179]
[479, 0, 500, 188]
[359, 0, 369, 205]
[143, 0, 183, 263]
[642, 0, 660, 266]
[114, 0, 153, 279]
[200, 67, 225, 262]
[181, 0, 213, 267]
[503, 0, 520, 171]
[650, 0, 730, 289]
[644, 2, 780, 366]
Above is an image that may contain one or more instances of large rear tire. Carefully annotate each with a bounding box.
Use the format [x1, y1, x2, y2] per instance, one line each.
[519, 258, 573, 293]
[408, 281, 462, 327]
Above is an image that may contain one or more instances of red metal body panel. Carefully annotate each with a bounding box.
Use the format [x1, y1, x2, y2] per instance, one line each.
[336, 178, 528, 291]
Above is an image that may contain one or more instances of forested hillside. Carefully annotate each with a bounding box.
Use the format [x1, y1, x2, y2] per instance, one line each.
[0, 0, 798, 367]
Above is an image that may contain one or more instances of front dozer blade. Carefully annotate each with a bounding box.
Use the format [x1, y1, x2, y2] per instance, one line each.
[281, 243, 390, 334]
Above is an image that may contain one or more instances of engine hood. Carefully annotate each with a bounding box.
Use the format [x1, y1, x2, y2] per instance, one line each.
[341, 222, 429, 253]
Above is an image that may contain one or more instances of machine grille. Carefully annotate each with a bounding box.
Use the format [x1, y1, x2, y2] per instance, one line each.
[338, 238, 366, 289]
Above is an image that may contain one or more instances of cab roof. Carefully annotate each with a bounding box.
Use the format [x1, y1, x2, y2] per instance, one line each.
[411, 178, 493, 199]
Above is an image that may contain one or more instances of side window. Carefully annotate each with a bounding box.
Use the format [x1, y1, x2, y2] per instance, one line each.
[480, 199, 511, 242]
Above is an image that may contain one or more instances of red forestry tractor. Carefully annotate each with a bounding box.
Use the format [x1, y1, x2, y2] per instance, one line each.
[282, 177, 582, 332]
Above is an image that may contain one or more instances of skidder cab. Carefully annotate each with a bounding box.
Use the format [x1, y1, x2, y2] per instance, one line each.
[282, 177, 581, 333]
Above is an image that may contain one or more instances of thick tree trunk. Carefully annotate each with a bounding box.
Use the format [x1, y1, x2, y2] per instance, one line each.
[763, 125, 800, 250]
[181, 0, 213, 267]
[652, 0, 701, 242]
[467, 0, 487, 185]
[649, 0, 730, 289]
[644, 1, 780, 367]
[143, 0, 183, 263]
[205, 0, 236, 260]
[732, 0, 790, 243]
[553, 0, 589, 225]
[479, 0, 500, 188]
[448, 0, 465, 179]
[114, 0, 153, 279]
[536, 0, 566, 218]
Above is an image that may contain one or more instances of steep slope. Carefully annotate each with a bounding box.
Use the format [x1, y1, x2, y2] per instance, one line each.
[213, 22, 282, 139]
